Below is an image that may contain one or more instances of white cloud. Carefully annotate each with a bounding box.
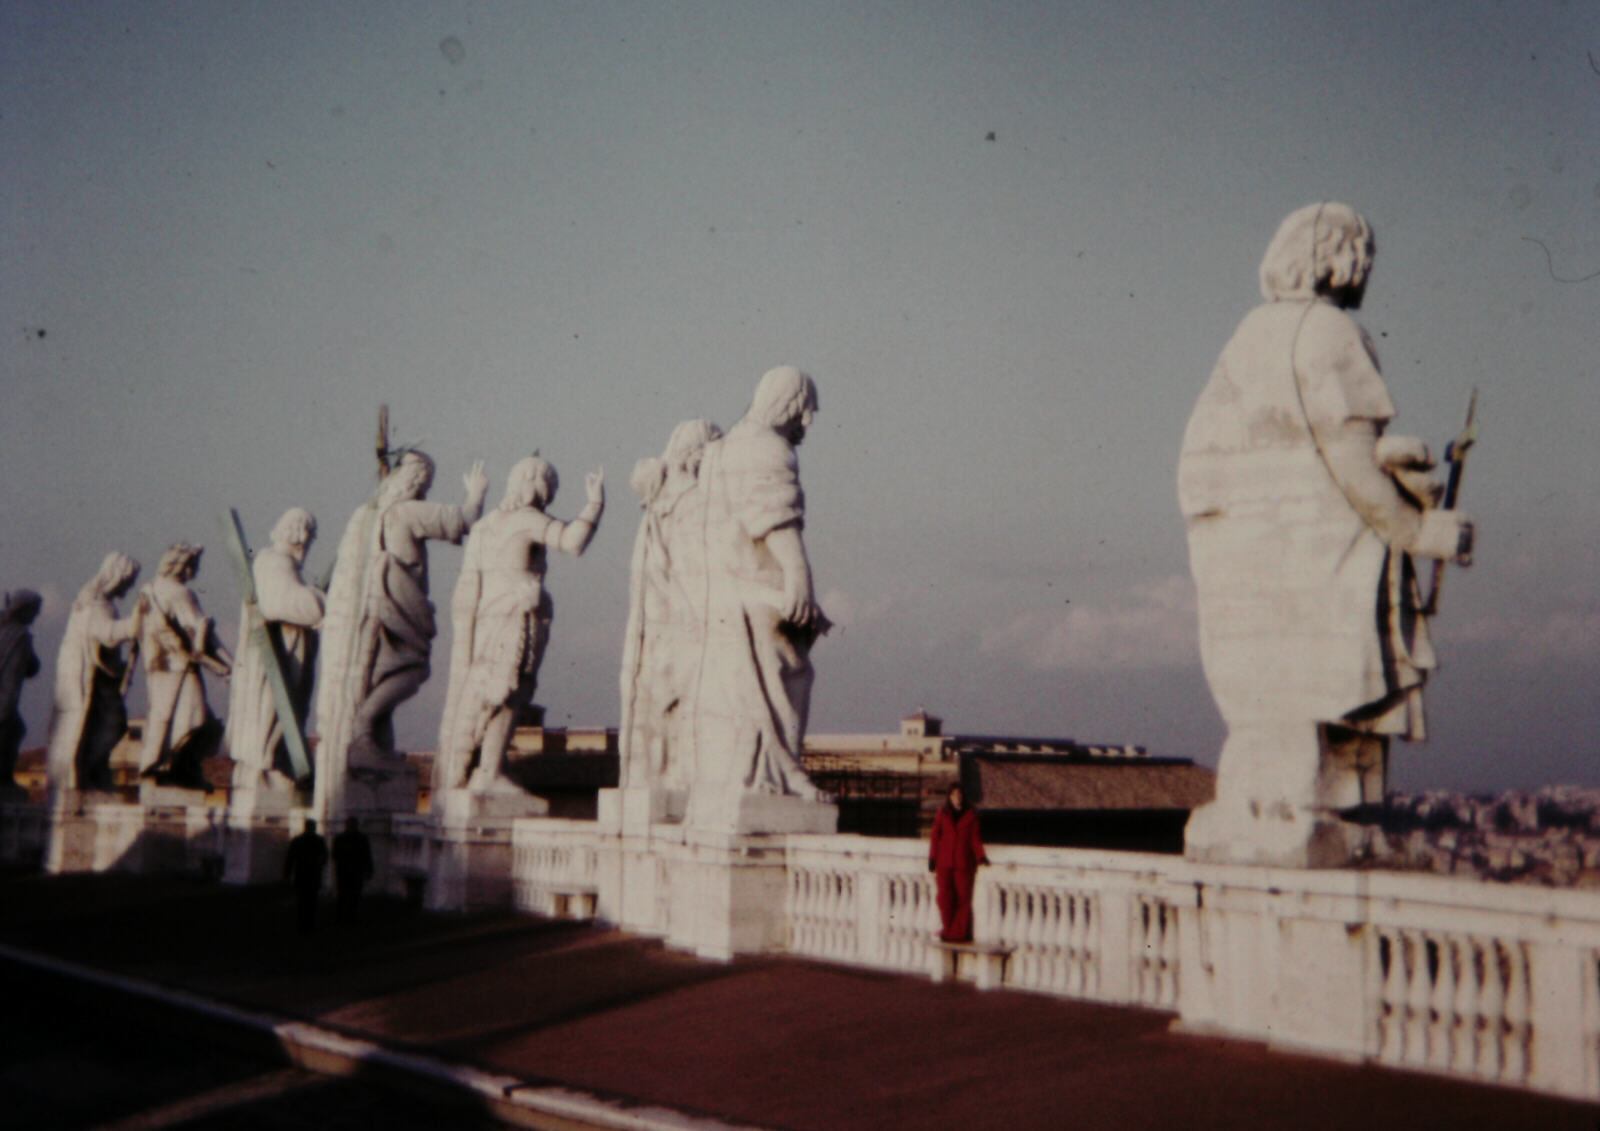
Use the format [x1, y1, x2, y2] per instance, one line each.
[980, 574, 1200, 670]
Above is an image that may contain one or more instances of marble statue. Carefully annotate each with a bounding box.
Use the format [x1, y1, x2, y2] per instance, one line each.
[315, 450, 487, 812]
[437, 456, 605, 794]
[45, 553, 142, 793]
[1178, 203, 1474, 867]
[0, 589, 43, 793]
[686, 366, 832, 831]
[138, 542, 233, 788]
[618, 420, 721, 799]
[225, 508, 324, 795]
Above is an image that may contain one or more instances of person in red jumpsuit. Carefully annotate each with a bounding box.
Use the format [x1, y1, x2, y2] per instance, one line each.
[929, 783, 989, 942]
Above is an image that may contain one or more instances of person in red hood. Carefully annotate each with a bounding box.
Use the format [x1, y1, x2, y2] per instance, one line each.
[929, 783, 989, 942]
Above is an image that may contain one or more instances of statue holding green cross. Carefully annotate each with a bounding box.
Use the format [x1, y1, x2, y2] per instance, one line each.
[222, 507, 323, 799]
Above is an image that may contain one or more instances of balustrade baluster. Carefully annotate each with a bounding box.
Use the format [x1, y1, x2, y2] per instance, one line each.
[1502, 942, 1531, 1082]
[1427, 934, 1456, 1071]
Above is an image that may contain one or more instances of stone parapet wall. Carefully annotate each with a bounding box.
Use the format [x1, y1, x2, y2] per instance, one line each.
[512, 825, 1600, 1102]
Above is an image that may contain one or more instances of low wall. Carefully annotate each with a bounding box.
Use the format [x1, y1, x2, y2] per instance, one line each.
[512, 823, 1600, 1102]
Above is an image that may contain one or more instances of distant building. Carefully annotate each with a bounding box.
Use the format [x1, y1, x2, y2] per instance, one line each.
[803, 713, 1214, 851]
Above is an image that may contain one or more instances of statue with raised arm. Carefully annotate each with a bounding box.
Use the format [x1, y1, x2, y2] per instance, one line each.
[0, 589, 43, 794]
[1178, 203, 1475, 867]
[138, 542, 233, 789]
[226, 508, 324, 796]
[686, 366, 834, 833]
[618, 420, 721, 800]
[315, 450, 487, 814]
[437, 456, 604, 794]
[45, 553, 142, 793]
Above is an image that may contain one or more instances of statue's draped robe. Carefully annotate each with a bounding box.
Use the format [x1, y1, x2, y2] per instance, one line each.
[1178, 298, 1434, 740]
[689, 421, 818, 819]
[225, 546, 322, 789]
[138, 576, 220, 777]
[45, 595, 138, 791]
[618, 473, 711, 792]
[0, 615, 39, 782]
[435, 511, 559, 788]
[317, 494, 475, 787]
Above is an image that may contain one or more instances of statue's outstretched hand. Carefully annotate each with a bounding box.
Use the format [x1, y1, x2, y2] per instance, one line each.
[463, 459, 489, 499]
[585, 468, 605, 507]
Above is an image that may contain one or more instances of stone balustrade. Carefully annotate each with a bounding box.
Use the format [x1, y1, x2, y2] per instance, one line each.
[511, 826, 1600, 1101]
[512, 818, 601, 918]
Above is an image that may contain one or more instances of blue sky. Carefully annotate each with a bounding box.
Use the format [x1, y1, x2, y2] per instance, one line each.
[3, 1, 1596, 790]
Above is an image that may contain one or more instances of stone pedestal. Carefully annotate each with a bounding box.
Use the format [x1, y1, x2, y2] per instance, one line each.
[1184, 723, 1383, 868]
[423, 788, 549, 913]
[335, 758, 421, 820]
[46, 792, 146, 874]
[591, 822, 833, 961]
[222, 787, 302, 886]
[597, 787, 687, 833]
[722, 793, 837, 835]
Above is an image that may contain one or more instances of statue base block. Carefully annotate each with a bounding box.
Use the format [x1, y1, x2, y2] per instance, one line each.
[337, 759, 420, 819]
[724, 793, 838, 836]
[222, 790, 302, 886]
[596, 787, 686, 833]
[139, 782, 209, 809]
[423, 789, 549, 913]
[46, 792, 222, 876]
[590, 821, 832, 961]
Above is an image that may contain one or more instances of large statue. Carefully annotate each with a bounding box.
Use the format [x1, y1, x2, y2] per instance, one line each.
[138, 542, 233, 788]
[45, 553, 142, 793]
[437, 456, 605, 794]
[315, 450, 487, 814]
[1178, 203, 1474, 866]
[686, 366, 832, 831]
[0, 589, 43, 793]
[618, 420, 721, 800]
[225, 508, 324, 796]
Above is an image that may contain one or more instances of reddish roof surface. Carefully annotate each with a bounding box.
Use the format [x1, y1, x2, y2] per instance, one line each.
[973, 757, 1216, 811]
[1, 873, 1590, 1131]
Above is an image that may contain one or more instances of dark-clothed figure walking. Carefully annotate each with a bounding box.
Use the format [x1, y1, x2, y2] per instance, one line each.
[929, 784, 988, 943]
[332, 816, 374, 923]
[283, 819, 328, 933]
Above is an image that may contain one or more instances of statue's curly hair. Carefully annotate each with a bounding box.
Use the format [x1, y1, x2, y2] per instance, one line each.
[1259, 202, 1375, 302]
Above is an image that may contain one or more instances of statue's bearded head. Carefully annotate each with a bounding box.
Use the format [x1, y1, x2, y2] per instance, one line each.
[503, 456, 558, 511]
[749, 365, 818, 446]
[270, 507, 318, 563]
[386, 451, 436, 503]
[1259, 202, 1375, 310]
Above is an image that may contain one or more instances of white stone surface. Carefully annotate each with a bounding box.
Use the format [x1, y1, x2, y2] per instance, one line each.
[596, 786, 687, 833]
[314, 452, 487, 822]
[421, 789, 549, 912]
[509, 821, 1600, 1100]
[1178, 203, 1474, 867]
[436, 457, 603, 796]
[618, 420, 721, 800]
[221, 793, 299, 886]
[225, 508, 323, 804]
[136, 543, 232, 786]
[683, 367, 834, 835]
[45, 552, 142, 794]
